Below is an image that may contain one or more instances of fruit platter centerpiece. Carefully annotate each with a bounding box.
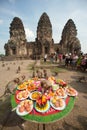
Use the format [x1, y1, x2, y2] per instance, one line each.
[12, 75, 78, 118]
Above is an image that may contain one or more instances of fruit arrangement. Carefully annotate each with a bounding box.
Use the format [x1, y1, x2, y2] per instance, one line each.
[51, 96, 64, 108]
[17, 84, 27, 90]
[17, 90, 29, 100]
[36, 95, 47, 107]
[66, 87, 78, 96]
[18, 99, 33, 113]
[35, 100, 49, 112]
[27, 83, 37, 91]
[55, 87, 66, 97]
[44, 90, 54, 100]
[31, 91, 42, 100]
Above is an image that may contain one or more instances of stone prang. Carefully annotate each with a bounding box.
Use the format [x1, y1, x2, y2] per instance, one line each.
[59, 19, 81, 54]
[37, 12, 52, 41]
[4, 17, 27, 56]
[35, 12, 54, 56]
[4, 14, 81, 59]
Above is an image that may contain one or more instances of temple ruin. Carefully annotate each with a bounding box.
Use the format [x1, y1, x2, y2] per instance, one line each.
[4, 17, 27, 56]
[59, 19, 81, 54]
[4, 12, 81, 59]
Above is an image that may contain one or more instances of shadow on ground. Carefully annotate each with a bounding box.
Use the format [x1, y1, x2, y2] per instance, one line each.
[77, 115, 87, 130]
[0, 94, 25, 130]
[52, 115, 87, 130]
[58, 122, 79, 130]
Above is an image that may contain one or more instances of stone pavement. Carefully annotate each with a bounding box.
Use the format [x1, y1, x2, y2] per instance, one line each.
[0, 60, 87, 130]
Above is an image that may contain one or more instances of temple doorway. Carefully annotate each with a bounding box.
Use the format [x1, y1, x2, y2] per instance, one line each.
[45, 46, 49, 54]
[12, 47, 16, 55]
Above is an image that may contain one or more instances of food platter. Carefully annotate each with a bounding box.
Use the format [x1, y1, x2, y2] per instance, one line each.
[50, 96, 66, 110]
[26, 80, 38, 92]
[66, 87, 78, 96]
[29, 91, 42, 100]
[11, 76, 78, 124]
[17, 84, 27, 90]
[27, 85, 37, 92]
[16, 99, 33, 116]
[55, 88, 67, 98]
[35, 100, 50, 113]
[16, 90, 30, 100]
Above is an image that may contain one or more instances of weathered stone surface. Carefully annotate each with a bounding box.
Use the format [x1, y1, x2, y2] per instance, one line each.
[36, 12, 54, 56]
[4, 15, 81, 59]
[4, 17, 27, 56]
[37, 12, 52, 41]
[59, 19, 81, 54]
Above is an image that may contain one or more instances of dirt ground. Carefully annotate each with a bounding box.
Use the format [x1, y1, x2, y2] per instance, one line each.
[0, 60, 87, 130]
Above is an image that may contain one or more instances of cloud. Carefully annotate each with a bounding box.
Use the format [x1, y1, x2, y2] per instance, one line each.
[25, 28, 35, 41]
[0, 19, 3, 24]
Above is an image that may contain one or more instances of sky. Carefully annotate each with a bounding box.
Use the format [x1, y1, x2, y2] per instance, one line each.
[0, 0, 87, 54]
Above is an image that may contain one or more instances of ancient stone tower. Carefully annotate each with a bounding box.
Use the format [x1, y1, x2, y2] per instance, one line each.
[4, 14, 81, 59]
[35, 12, 54, 56]
[60, 19, 81, 54]
[4, 17, 27, 56]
